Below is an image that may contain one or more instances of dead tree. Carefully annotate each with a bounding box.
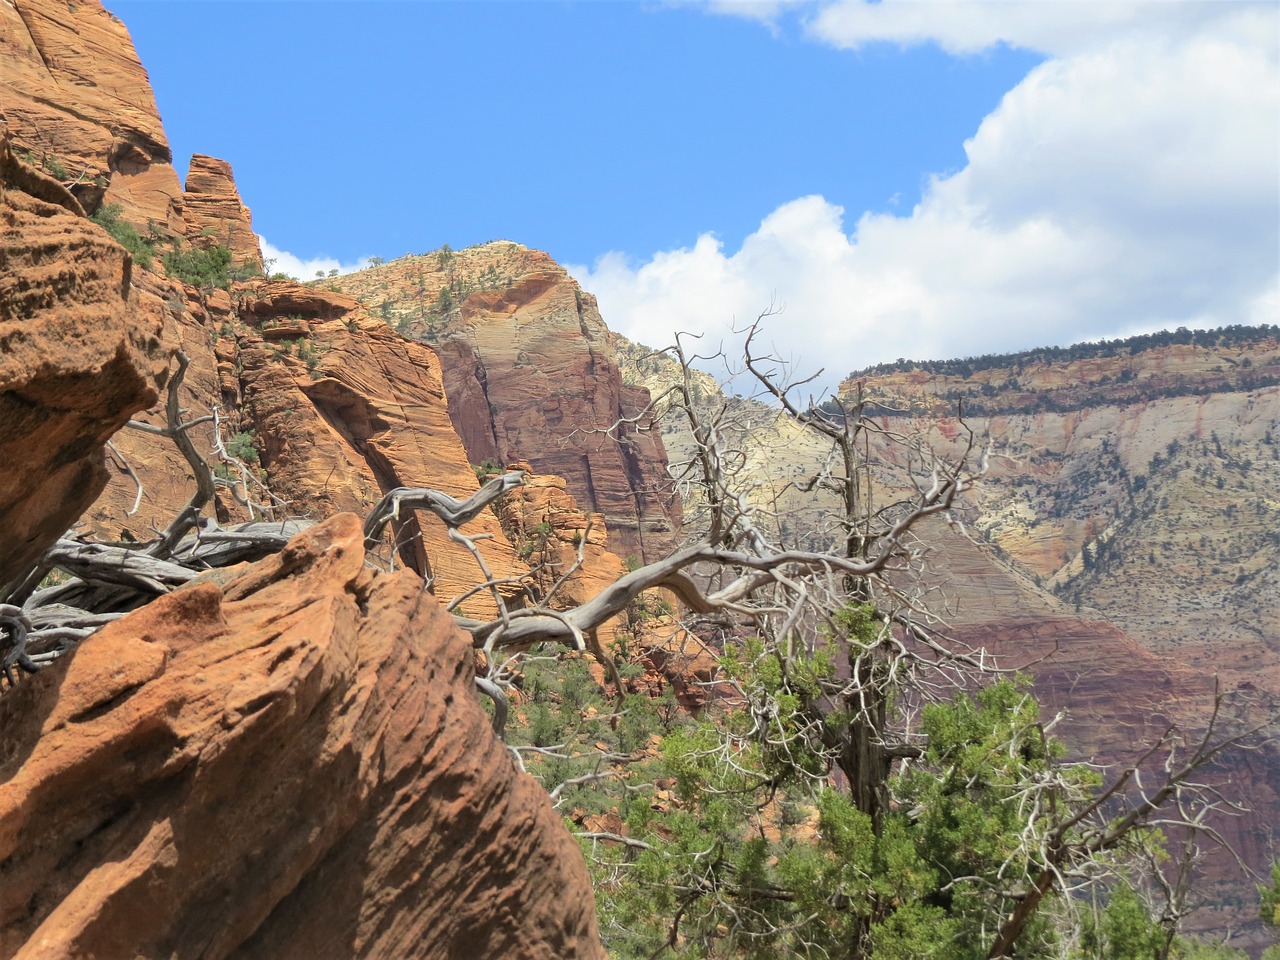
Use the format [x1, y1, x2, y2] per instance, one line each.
[0, 335, 1266, 960]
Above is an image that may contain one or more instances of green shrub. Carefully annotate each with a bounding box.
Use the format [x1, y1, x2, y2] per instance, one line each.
[164, 244, 233, 289]
[472, 458, 503, 484]
[225, 430, 260, 466]
[90, 203, 155, 268]
[44, 155, 68, 180]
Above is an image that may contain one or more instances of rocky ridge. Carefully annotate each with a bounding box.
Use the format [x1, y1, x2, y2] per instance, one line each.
[614, 328, 1280, 941]
[846, 329, 1280, 700]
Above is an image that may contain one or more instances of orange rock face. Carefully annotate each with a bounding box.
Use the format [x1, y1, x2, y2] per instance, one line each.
[493, 461, 627, 647]
[179, 154, 263, 271]
[229, 280, 524, 610]
[0, 136, 165, 589]
[331, 244, 682, 563]
[0, 514, 606, 959]
[0, 0, 183, 228]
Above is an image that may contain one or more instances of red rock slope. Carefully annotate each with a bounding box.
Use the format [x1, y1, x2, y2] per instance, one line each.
[0, 514, 605, 960]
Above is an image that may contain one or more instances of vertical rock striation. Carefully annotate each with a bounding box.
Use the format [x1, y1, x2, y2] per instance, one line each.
[330, 243, 682, 563]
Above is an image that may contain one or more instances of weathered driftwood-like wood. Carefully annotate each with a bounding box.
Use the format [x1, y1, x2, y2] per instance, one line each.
[363, 471, 527, 551]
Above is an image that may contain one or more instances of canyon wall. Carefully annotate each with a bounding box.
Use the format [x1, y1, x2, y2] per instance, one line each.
[330, 245, 682, 563]
[0, 0, 182, 228]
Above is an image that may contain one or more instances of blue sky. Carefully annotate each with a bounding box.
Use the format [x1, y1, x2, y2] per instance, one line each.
[108, 1, 1278, 392]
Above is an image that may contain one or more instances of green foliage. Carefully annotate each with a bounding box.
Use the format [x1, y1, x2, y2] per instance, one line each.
[517, 520, 554, 560]
[509, 602, 1178, 960]
[90, 203, 155, 268]
[44, 154, 68, 180]
[163, 243, 233, 290]
[225, 430, 260, 467]
[1078, 881, 1165, 960]
[1262, 861, 1280, 929]
[229, 261, 264, 282]
[296, 337, 323, 374]
[472, 458, 502, 484]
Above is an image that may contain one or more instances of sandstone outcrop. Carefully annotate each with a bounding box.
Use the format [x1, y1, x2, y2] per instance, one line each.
[0, 513, 606, 959]
[179, 154, 263, 271]
[81, 278, 527, 614]
[0, 135, 165, 589]
[230, 281, 523, 609]
[0, 0, 183, 229]
[330, 244, 682, 563]
[492, 460, 626, 647]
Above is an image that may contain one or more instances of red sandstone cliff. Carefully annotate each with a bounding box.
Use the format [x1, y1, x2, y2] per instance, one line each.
[330, 244, 682, 563]
[0, 134, 165, 590]
[0, 0, 183, 229]
[0, 514, 606, 960]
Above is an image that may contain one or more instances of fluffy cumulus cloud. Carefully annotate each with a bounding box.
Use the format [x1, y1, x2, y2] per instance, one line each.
[259, 237, 370, 280]
[571, 2, 1279, 396]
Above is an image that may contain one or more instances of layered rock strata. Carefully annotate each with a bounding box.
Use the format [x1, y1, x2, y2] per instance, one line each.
[330, 244, 681, 563]
[0, 514, 606, 960]
[0, 136, 165, 589]
[616, 328, 1280, 942]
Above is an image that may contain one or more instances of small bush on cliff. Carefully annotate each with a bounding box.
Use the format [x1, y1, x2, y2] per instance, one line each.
[90, 203, 155, 269]
[225, 430, 260, 467]
[163, 243, 233, 290]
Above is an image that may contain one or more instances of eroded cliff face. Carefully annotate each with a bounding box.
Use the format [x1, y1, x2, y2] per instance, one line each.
[0, 134, 166, 589]
[0, 514, 605, 960]
[329, 244, 682, 563]
[178, 154, 263, 271]
[0, 0, 183, 228]
[846, 332, 1280, 705]
[78, 278, 529, 616]
[615, 328, 1280, 941]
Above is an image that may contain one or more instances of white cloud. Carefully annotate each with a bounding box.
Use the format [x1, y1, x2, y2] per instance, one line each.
[804, 0, 1273, 58]
[258, 237, 370, 281]
[571, 5, 1279, 397]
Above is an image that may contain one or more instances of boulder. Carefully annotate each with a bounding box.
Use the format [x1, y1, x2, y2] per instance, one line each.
[0, 513, 606, 959]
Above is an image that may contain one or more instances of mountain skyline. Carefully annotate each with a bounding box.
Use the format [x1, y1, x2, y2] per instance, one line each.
[109, 0, 1278, 394]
